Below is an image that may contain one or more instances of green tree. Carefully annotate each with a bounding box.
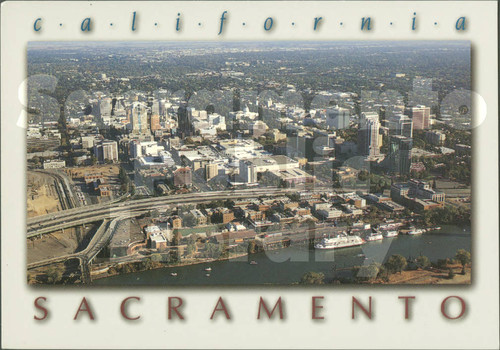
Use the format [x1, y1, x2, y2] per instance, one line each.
[247, 240, 256, 254]
[416, 255, 431, 269]
[169, 250, 181, 264]
[118, 166, 130, 194]
[143, 259, 154, 270]
[187, 234, 198, 245]
[358, 170, 369, 182]
[45, 266, 63, 284]
[171, 231, 182, 246]
[377, 265, 389, 281]
[299, 271, 325, 285]
[385, 254, 407, 274]
[151, 254, 162, 263]
[455, 249, 471, 274]
[219, 243, 229, 259]
[205, 242, 222, 259]
[182, 213, 197, 227]
[436, 258, 449, 269]
[356, 263, 380, 281]
[186, 242, 196, 256]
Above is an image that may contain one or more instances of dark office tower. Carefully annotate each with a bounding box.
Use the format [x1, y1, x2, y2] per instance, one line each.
[388, 135, 413, 175]
[177, 104, 192, 137]
[298, 134, 316, 161]
[159, 99, 166, 117]
[92, 100, 101, 118]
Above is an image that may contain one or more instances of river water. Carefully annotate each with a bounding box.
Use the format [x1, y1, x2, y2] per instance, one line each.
[92, 225, 471, 286]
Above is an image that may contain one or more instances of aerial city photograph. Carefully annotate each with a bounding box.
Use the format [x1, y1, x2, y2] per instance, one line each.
[26, 40, 472, 286]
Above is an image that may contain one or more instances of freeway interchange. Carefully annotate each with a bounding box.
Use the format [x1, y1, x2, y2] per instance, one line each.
[27, 187, 319, 237]
[27, 186, 323, 280]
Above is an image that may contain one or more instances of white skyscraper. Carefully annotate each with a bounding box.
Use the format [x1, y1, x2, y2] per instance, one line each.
[358, 112, 381, 158]
[130, 102, 149, 134]
[99, 98, 113, 117]
[326, 105, 350, 129]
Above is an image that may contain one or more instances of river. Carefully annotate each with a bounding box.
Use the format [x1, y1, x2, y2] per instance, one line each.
[92, 225, 471, 286]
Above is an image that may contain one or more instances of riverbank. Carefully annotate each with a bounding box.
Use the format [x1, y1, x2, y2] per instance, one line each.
[92, 225, 471, 286]
[368, 265, 471, 285]
[91, 252, 249, 281]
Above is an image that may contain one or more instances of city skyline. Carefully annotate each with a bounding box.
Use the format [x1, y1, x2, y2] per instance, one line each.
[26, 40, 472, 286]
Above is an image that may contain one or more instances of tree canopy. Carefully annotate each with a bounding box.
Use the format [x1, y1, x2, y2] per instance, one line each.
[455, 249, 471, 267]
[385, 254, 407, 274]
[300, 271, 325, 284]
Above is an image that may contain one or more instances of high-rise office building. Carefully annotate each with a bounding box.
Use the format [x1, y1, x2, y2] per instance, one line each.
[408, 105, 430, 130]
[129, 140, 142, 159]
[239, 160, 257, 184]
[151, 99, 167, 117]
[390, 114, 413, 138]
[94, 140, 118, 162]
[177, 104, 192, 137]
[130, 102, 149, 134]
[150, 114, 161, 132]
[326, 106, 350, 130]
[388, 135, 413, 175]
[289, 133, 316, 161]
[205, 163, 218, 181]
[152, 100, 160, 116]
[358, 112, 381, 158]
[99, 98, 113, 117]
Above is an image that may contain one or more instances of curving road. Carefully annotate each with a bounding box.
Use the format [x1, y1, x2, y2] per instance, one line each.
[31, 170, 77, 210]
[28, 216, 124, 269]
